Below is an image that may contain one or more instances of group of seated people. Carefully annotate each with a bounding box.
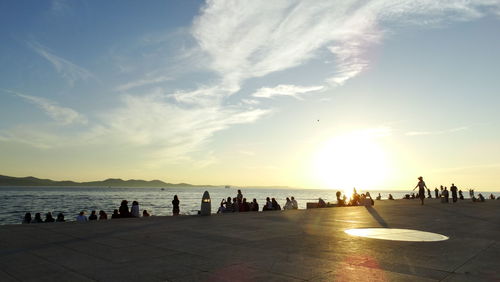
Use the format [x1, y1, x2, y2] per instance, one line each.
[335, 190, 374, 207]
[22, 199, 152, 223]
[22, 212, 65, 223]
[217, 190, 299, 213]
[110, 200, 150, 219]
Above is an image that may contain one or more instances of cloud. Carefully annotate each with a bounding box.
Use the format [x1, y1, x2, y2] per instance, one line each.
[406, 126, 468, 136]
[252, 84, 324, 99]
[29, 41, 93, 86]
[94, 90, 270, 164]
[5, 89, 88, 125]
[114, 75, 173, 92]
[192, 0, 500, 89]
[50, 0, 71, 14]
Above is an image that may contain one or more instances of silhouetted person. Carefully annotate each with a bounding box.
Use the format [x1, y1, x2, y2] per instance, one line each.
[56, 213, 65, 222]
[388, 194, 394, 200]
[376, 193, 381, 201]
[489, 193, 496, 200]
[251, 198, 259, 211]
[131, 201, 140, 217]
[442, 187, 449, 203]
[224, 197, 233, 212]
[45, 212, 55, 223]
[284, 197, 293, 210]
[111, 209, 120, 219]
[119, 200, 130, 218]
[22, 212, 31, 224]
[413, 176, 427, 205]
[233, 197, 239, 212]
[291, 196, 298, 209]
[336, 191, 345, 206]
[241, 198, 250, 212]
[263, 197, 272, 211]
[427, 188, 432, 198]
[318, 198, 327, 208]
[32, 213, 43, 223]
[237, 189, 243, 203]
[434, 188, 439, 199]
[76, 211, 88, 222]
[99, 210, 107, 220]
[450, 183, 458, 203]
[458, 190, 464, 200]
[271, 198, 281, 210]
[172, 195, 180, 216]
[89, 210, 98, 221]
[478, 193, 485, 202]
[217, 201, 226, 214]
[143, 210, 150, 217]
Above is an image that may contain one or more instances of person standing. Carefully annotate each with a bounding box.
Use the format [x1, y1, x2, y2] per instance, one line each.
[443, 187, 449, 203]
[236, 189, 243, 203]
[413, 176, 428, 205]
[450, 183, 458, 203]
[172, 195, 180, 216]
[434, 187, 439, 199]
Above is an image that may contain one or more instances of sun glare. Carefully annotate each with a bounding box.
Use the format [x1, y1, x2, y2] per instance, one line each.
[312, 131, 389, 191]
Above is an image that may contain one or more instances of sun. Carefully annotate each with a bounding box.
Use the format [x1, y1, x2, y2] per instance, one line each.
[312, 131, 389, 191]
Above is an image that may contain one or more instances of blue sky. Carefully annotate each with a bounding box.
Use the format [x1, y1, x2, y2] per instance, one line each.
[1, 0, 500, 190]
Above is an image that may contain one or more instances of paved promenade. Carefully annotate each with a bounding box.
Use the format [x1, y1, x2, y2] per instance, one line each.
[0, 199, 499, 281]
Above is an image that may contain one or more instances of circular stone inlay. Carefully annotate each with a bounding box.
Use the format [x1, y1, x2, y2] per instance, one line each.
[344, 228, 448, 242]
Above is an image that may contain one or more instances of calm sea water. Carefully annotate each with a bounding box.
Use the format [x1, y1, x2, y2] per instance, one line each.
[1, 186, 498, 225]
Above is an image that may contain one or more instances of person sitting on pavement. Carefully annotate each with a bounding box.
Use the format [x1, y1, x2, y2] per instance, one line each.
[32, 213, 43, 223]
[88, 210, 98, 221]
[44, 212, 55, 223]
[291, 196, 298, 209]
[251, 198, 259, 211]
[284, 197, 293, 210]
[131, 201, 140, 217]
[99, 210, 107, 220]
[217, 201, 226, 214]
[263, 197, 273, 211]
[241, 198, 250, 212]
[119, 200, 130, 218]
[142, 210, 150, 217]
[111, 209, 120, 219]
[56, 213, 65, 222]
[271, 198, 281, 210]
[76, 211, 88, 222]
[318, 198, 327, 208]
[22, 212, 31, 224]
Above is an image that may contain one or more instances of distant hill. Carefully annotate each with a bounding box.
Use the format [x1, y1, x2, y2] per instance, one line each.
[0, 175, 206, 188]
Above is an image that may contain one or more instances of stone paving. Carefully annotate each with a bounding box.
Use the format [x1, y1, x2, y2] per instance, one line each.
[0, 199, 499, 281]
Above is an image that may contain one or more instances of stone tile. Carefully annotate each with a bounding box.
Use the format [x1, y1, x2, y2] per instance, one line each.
[0, 252, 90, 281]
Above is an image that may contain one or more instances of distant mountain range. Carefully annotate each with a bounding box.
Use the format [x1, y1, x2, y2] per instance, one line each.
[0, 175, 210, 188]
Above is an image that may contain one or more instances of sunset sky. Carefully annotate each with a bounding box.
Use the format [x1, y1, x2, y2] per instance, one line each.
[1, 0, 500, 190]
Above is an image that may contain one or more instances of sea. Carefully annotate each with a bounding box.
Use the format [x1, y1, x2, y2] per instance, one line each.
[1, 186, 499, 225]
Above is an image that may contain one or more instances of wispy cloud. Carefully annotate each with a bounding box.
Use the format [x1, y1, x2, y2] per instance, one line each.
[406, 126, 468, 136]
[29, 41, 93, 86]
[114, 75, 172, 92]
[4, 89, 87, 125]
[192, 0, 500, 91]
[94, 90, 270, 164]
[252, 84, 324, 99]
[50, 0, 71, 15]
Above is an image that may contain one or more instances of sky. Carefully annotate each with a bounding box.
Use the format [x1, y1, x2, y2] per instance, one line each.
[1, 0, 500, 191]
